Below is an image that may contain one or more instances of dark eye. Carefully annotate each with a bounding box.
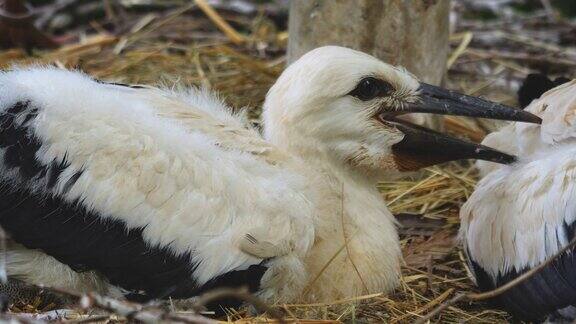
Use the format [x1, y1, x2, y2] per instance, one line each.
[349, 77, 393, 101]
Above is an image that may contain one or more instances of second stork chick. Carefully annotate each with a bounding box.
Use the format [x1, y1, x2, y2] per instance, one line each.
[461, 75, 576, 321]
[0, 46, 539, 308]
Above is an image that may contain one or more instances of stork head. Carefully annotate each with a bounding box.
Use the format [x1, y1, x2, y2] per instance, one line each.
[520, 79, 576, 146]
[263, 46, 540, 179]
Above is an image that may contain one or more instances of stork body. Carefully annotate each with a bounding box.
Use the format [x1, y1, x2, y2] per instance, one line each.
[0, 67, 348, 304]
[0, 46, 537, 307]
[461, 77, 576, 321]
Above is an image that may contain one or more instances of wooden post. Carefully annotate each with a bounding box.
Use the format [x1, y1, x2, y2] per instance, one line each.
[288, 0, 451, 128]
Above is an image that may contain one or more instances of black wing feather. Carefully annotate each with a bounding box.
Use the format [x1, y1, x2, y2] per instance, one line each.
[0, 101, 267, 307]
[468, 222, 576, 321]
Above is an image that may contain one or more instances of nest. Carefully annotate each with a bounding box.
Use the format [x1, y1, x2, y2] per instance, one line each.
[1, 1, 575, 322]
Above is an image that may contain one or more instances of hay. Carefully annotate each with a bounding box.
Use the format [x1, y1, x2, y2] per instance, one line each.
[3, 2, 572, 323]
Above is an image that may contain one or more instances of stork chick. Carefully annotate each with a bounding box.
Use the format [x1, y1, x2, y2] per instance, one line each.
[461, 77, 576, 321]
[0, 46, 539, 309]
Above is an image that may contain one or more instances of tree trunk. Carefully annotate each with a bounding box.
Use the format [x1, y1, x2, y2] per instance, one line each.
[288, 0, 450, 129]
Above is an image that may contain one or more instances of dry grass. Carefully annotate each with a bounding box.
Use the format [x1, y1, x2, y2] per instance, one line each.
[1, 3, 562, 323]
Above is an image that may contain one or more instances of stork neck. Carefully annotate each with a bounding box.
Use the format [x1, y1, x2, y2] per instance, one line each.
[262, 103, 386, 186]
[268, 132, 377, 188]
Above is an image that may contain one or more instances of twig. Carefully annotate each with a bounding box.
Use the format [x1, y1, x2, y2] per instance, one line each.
[468, 48, 576, 70]
[391, 288, 454, 324]
[447, 32, 473, 70]
[66, 315, 112, 323]
[195, 0, 245, 45]
[415, 235, 576, 324]
[113, 3, 195, 55]
[38, 286, 213, 324]
[498, 32, 576, 58]
[414, 293, 467, 324]
[30, 283, 284, 323]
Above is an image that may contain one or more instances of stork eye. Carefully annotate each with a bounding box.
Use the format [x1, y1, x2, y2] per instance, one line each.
[349, 77, 393, 101]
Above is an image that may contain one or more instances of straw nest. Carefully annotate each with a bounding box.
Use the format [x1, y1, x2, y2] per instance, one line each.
[2, 2, 572, 323]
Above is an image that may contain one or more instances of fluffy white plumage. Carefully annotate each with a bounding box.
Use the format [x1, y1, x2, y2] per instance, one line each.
[0, 47, 409, 303]
[463, 80, 576, 275]
[460, 79, 576, 320]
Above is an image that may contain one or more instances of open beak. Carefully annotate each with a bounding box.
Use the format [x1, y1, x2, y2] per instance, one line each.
[381, 83, 542, 171]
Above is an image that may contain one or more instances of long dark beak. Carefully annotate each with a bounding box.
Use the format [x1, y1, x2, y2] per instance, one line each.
[388, 117, 516, 171]
[397, 83, 542, 123]
[382, 83, 541, 171]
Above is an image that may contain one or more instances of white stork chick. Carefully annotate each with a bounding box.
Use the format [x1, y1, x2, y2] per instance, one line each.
[461, 77, 576, 321]
[0, 46, 539, 309]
